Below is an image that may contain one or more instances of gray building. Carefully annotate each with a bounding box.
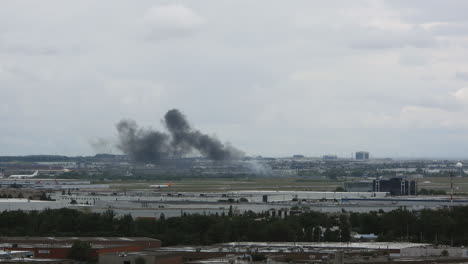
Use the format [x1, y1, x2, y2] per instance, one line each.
[355, 151, 370, 160]
[373, 178, 417, 196]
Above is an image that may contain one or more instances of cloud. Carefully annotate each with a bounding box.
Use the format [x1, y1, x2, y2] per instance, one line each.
[2, 1, 468, 157]
[0, 44, 59, 56]
[456, 72, 468, 82]
[429, 23, 468, 36]
[349, 27, 436, 50]
[399, 105, 468, 129]
[453, 88, 468, 103]
[142, 4, 205, 39]
[385, 0, 468, 23]
[398, 54, 427, 66]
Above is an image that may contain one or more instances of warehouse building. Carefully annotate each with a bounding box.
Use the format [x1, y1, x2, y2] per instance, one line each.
[0, 237, 160, 259]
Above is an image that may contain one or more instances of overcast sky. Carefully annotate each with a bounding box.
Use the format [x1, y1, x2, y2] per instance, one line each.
[1, 0, 468, 158]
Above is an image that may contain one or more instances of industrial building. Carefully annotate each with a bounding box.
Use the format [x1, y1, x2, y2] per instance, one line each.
[373, 178, 417, 196]
[322, 155, 338, 160]
[0, 237, 160, 259]
[99, 251, 182, 264]
[0, 199, 66, 211]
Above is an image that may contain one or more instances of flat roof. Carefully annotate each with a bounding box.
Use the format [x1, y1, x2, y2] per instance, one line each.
[102, 251, 179, 257]
[218, 242, 430, 250]
[0, 243, 140, 249]
[0, 237, 160, 242]
[157, 242, 430, 253]
[0, 199, 57, 203]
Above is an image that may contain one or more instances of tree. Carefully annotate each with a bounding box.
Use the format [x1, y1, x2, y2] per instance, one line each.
[335, 187, 345, 192]
[68, 240, 93, 262]
[339, 214, 351, 242]
[313, 226, 321, 242]
[135, 257, 146, 264]
[39, 192, 48, 201]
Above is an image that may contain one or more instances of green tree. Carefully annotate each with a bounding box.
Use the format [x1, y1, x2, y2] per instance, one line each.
[68, 240, 93, 262]
[335, 187, 345, 192]
[135, 256, 146, 264]
[39, 192, 48, 200]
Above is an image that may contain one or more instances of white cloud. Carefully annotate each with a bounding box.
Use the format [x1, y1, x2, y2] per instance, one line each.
[394, 105, 468, 131]
[456, 72, 468, 81]
[453, 87, 468, 102]
[142, 4, 205, 39]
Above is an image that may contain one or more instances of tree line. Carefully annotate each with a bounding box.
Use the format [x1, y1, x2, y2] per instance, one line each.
[0, 207, 468, 246]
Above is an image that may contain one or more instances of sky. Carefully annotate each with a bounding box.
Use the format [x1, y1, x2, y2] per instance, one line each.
[1, 0, 468, 158]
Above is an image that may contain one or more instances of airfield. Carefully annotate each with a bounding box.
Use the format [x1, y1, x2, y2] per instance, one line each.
[36, 176, 468, 219]
[108, 176, 468, 194]
[3, 174, 468, 219]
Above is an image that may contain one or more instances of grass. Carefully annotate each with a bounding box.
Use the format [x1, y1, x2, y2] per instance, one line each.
[111, 176, 468, 195]
[111, 177, 343, 192]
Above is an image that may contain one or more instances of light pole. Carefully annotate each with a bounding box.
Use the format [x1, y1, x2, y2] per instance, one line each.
[450, 171, 454, 209]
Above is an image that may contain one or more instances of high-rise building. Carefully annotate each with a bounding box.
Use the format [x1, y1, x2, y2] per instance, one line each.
[355, 151, 370, 160]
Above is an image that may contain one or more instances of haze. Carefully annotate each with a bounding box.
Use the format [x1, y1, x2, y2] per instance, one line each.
[1, 0, 468, 158]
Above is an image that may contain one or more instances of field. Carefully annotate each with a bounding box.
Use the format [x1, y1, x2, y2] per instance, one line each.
[111, 177, 342, 192]
[417, 176, 468, 194]
[110, 176, 468, 195]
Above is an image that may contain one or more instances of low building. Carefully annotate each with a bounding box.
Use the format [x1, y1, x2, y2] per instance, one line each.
[0, 237, 160, 259]
[323, 155, 338, 160]
[99, 251, 182, 264]
[0, 199, 66, 211]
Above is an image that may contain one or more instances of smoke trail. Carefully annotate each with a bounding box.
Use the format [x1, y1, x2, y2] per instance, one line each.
[116, 109, 244, 163]
[116, 119, 170, 162]
[89, 138, 114, 154]
[164, 109, 244, 160]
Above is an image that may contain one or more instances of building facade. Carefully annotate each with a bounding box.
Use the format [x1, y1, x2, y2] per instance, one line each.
[373, 178, 417, 196]
[355, 152, 370, 160]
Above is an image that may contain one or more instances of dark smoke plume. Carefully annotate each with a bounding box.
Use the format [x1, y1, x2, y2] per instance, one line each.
[116, 109, 244, 163]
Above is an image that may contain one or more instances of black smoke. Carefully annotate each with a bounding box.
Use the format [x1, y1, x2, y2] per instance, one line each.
[116, 109, 244, 163]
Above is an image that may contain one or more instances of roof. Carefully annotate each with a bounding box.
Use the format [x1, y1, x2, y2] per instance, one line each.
[101, 251, 179, 257]
[217, 242, 430, 250]
[0, 199, 57, 203]
[0, 243, 139, 249]
[0, 237, 159, 243]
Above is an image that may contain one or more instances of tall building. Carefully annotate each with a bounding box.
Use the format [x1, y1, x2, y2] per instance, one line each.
[355, 151, 370, 160]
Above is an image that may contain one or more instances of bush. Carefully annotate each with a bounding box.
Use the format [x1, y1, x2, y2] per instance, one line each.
[68, 240, 93, 261]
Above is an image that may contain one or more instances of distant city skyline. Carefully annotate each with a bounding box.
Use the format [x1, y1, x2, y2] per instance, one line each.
[2, 1, 468, 158]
